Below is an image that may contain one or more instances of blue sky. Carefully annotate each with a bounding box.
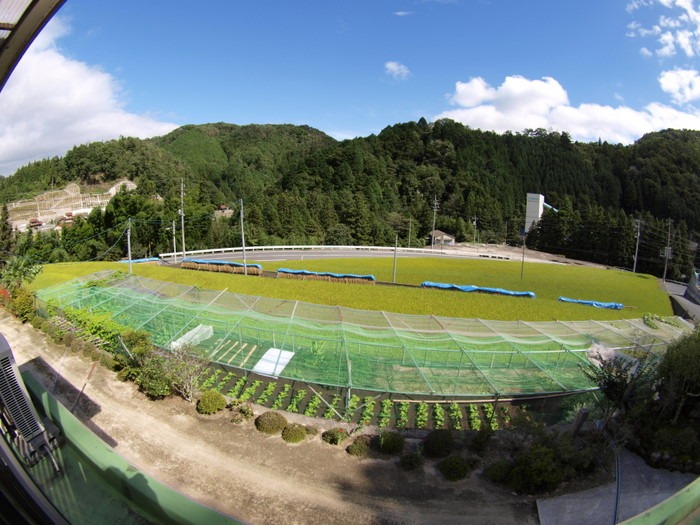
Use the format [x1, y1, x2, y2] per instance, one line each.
[2, 0, 700, 175]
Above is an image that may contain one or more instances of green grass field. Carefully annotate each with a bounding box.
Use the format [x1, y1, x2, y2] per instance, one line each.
[29, 257, 672, 322]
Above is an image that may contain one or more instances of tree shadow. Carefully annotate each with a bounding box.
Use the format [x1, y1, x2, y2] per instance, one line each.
[19, 356, 117, 448]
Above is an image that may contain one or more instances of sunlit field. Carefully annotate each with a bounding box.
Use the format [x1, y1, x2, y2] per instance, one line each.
[29, 257, 672, 322]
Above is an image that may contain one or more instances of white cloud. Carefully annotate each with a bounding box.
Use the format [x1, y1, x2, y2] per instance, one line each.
[0, 17, 178, 176]
[628, 0, 700, 58]
[434, 74, 700, 144]
[659, 68, 700, 103]
[384, 61, 410, 80]
[393, 11, 413, 16]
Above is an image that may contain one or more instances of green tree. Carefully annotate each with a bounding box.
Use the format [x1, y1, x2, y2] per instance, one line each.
[0, 256, 42, 293]
[165, 344, 209, 403]
[657, 329, 700, 424]
[0, 203, 13, 267]
[581, 351, 656, 423]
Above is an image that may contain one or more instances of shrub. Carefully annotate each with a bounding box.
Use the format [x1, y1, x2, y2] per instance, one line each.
[508, 444, 563, 494]
[30, 315, 43, 329]
[347, 435, 371, 457]
[399, 452, 424, 471]
[61, 332, 74, 347]
[136, 354, 171, 399]
[377, 431, 405, 455]
[438, 455, 471, 481]
[10, 287, 35, 322]
[322, 427, 348, 445]
[255, 411, 288, 434]
[484, 460, 512, 483]
[423, 429, 454, 458]
[197, 390, 227, 415]
[653, 426, 698, 458]
[231, 403, 255, 424]
[282, 424, 307, 443]
[470, 428, 493, 455]
[238, 404, 254, 419]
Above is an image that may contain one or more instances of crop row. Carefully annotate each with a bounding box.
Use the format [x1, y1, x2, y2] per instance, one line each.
[199, 369, 514, 429]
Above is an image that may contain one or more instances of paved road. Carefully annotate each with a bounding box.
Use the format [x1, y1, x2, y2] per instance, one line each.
[664, 281, 700, 323]
[537, 449, 696, 525]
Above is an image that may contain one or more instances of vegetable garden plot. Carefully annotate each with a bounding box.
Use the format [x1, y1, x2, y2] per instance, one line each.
[35, 271, 692, 398]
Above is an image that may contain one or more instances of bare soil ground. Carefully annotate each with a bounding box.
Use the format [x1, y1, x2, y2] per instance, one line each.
[2, 312, 541, 525]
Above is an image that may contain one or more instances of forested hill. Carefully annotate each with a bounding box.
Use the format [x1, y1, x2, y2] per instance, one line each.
[1, 120, 698, 279]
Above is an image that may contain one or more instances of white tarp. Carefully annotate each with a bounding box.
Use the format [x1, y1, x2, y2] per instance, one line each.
[170, 324, 213, 350]
[252, 348, 295, 378]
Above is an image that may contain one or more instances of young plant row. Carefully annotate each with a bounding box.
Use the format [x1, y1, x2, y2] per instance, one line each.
[201, 370, 514, 430]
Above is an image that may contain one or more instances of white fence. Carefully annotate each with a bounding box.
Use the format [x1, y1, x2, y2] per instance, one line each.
[158, 244, 454, 260]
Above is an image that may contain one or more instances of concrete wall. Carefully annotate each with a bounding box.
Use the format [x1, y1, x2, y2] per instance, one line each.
[23, 372, 241, 525]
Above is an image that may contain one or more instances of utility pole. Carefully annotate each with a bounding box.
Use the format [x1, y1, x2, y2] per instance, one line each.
[172, 219, 177, 260]
[407, 218, 412, 249]
[179, 179, 186, 261]
[472, 216, 478, 244]
[127, 218, 132, 274]
[663, 218, 672, 282]
[240, 198, 247, 276]
[431, 197, 439, 249]
[633, 219, 641, 273]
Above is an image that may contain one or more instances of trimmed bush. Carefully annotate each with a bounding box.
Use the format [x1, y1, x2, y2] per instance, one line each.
[322, 427, 348, 445]
[377, 431, 405, 455]
[255, 411, 288, 434]
[399, 452, 424, 471]
[423, 429, 454, 458]
[30, 315, 43, 329]
[347, 435, 371, 457]
[438, 455, 471, 481]
[197, 390, 227, 415]
[282, 423, 307, 443]
[10, 287, 35, 322]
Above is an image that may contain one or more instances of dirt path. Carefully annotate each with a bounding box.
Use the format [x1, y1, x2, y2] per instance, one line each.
[1, 313, 538, 525]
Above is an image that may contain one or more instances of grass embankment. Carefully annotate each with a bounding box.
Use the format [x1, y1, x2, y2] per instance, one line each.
[29, 258, 672, 322]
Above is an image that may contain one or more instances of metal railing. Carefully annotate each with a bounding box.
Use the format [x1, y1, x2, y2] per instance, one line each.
[158, 244, 451, 260]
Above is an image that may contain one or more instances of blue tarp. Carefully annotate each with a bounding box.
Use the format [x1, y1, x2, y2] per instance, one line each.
[558, 296, 624, 310]
[277, 268, 376, 281]
[119, 257, 159, 264]
[183, 258, 263, 270]
[421, 281, 536, 298]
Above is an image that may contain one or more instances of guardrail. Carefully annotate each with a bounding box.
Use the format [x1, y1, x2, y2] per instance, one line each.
[159, 244, 449, 260]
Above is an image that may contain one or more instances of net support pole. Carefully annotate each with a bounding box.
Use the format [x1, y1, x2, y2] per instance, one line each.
[346, 360, 352, 411]
[127, 218, 132, 274]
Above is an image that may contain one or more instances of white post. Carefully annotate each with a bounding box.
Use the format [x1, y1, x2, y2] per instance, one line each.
[392, 235, 398, 283]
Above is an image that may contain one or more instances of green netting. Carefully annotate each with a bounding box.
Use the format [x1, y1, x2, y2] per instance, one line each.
[35, 271, 693, 398]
